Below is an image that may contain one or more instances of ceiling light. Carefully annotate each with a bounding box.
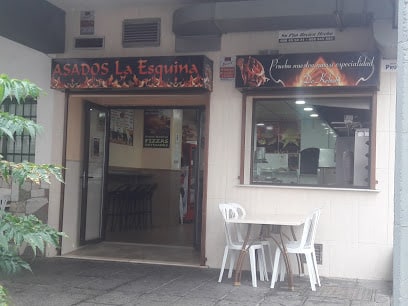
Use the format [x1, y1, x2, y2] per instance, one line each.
[295, 100, 306, 105]
[266, 126, 273, 130]
[256, 122, 265, 126]
[304, 107, 313, 111]
[310, 113, 319, 117]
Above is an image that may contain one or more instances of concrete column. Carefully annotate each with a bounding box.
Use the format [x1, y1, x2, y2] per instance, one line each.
[394, 1, 408, 304]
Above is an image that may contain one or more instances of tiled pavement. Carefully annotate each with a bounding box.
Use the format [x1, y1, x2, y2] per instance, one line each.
[0, 257, 392, 306]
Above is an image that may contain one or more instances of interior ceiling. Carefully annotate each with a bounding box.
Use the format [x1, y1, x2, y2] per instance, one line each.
[255, 97, 370, 137]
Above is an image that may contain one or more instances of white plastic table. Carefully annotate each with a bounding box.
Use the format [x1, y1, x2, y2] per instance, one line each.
[226, 213, 306, 290]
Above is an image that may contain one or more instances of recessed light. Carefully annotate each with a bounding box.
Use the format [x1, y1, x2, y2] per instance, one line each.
[295, 100, 306, 105]
[304, 107, 313, 111]
[310, 113, 319, 117]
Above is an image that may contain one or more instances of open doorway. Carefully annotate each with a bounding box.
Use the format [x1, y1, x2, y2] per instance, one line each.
[104, 108, 204, 250]
[65, 96, 207, 266]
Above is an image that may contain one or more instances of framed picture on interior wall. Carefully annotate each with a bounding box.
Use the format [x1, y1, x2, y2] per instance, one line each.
[143, 109, 171, 148]
[279, 121, 300, 153]
[182, 124, 197, 143]
[110, 109, 134, 146]
[257, 122, 279, 153]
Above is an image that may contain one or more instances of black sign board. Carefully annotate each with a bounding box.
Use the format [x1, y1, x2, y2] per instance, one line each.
[51, 56, 213, 91]
[235, 51, 379, 90]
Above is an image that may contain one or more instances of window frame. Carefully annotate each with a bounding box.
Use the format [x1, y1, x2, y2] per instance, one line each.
[1, 97, 37, 163]
[240, 91, 377, 190]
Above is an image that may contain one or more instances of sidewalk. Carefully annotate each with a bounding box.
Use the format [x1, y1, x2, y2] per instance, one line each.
[0, 257, 392, 306]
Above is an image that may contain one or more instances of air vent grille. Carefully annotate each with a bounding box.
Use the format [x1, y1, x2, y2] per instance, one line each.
[122, 18, 160, 47]
[74, 37, 104, 49]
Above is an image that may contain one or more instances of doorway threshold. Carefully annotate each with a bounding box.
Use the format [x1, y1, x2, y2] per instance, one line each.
[61, 241, 202, 268]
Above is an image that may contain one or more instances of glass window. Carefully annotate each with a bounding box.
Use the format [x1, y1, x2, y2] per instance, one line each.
[1, 98, 37, 163]
[251, 97, 372, 188]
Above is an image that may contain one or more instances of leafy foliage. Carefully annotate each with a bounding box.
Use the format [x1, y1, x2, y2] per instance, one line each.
[0, 285, 8, 306]
[0, 75, 64, 186]
[0, 74, 41, 104]
[0, 75, 66, 305]
[0, 110, 41, 141]
[0, 211, 66, 305]
[0, 160, 64, 185]
[0, 211, 66, 274]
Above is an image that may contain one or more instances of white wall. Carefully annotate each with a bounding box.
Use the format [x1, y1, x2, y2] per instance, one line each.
[0, 36, 64, 254]
[62, 97, 84, 253]
[56, 3, 394, 280]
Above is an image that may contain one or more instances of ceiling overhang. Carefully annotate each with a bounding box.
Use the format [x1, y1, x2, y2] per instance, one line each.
[173, 0, 373, 36]
[173, 0, 397, 58]
[0, 0, 65, 54]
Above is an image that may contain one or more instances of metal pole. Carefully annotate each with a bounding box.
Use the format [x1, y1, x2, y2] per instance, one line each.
[394, 1, 408, 304]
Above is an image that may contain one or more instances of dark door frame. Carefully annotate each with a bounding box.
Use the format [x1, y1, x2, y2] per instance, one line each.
[79, 101, 110, 245]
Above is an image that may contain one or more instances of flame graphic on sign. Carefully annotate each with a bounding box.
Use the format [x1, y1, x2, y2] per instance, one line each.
[51, 74, 207, 90]
[290, 57, 349, 87]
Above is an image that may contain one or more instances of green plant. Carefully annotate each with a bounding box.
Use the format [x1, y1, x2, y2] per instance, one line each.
[0, 74, 66, 305]
[0, 74, 40, 103]
[0, 74, 64, 185]
[0, 212, 65, 274]
[0, 285, 8, 306]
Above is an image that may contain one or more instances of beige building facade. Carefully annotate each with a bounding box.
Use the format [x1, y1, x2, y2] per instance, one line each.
[0, 0, 397, 281]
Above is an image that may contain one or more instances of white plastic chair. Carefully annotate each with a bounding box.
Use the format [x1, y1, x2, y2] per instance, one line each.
[218, 203, 268, 287]
[271, 209, 321, 291]
[228, 203, 247, 243]
[229, 202, 274, 278]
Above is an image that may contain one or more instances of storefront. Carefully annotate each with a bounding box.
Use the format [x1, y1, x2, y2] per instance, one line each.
[0, 0, 396, 281]
[51, 55, 213, 265]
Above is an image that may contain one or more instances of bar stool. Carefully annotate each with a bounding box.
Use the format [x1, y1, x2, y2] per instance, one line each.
[127, 184, 146, 230]
[142, 183, 157, 228]
[106, 184, 131, 232]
